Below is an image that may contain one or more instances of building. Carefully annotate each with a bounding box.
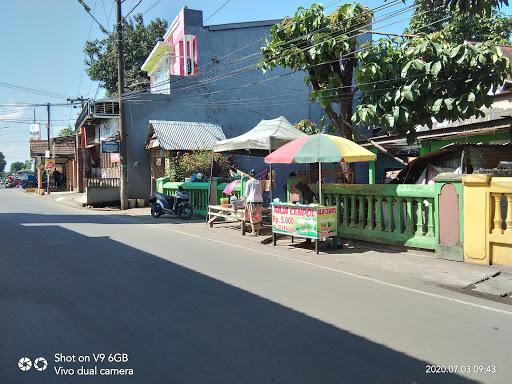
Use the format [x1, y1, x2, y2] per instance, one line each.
[75, 7, 371, 202]
[29, 136, 77, 191]
[122, 7, 372, 200]
[74, 99, 120, 204]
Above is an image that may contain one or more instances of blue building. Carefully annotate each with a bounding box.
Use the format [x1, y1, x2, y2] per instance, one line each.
[76, 7, 371, 202]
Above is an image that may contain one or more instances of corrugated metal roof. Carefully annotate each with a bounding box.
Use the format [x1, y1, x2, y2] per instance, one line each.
[147, 120, 226, 151]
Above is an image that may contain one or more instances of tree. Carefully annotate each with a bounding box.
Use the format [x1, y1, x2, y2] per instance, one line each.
[261, 3, 372, 138]
[58, 127, 75, 137]
[84, 14, 168, 95]
[9, 160, 32, 174]
[406, 0, 512, 45]
[294, 118, 336, 134]
[353, 37, 510, 140]
[445, 0, 509, 15]
[0, 152, 5, 174]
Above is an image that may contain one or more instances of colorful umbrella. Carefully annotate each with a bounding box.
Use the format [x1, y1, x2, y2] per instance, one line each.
[264, 133, 376, 204]
[265, 133, 376, 164]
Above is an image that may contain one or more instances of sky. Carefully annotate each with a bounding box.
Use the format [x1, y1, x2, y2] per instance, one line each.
[0, 0, 478, 168]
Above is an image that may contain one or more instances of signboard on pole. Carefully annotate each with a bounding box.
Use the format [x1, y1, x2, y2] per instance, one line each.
[101, 141, 120, 153]
[271, 204, 337, 239]
[29, 123, 41, 140]
[45, 160, 55, 171]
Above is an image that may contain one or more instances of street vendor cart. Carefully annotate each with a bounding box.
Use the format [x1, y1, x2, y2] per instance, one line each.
[265, 133, 376, 253]
[271, 203, 337, 253]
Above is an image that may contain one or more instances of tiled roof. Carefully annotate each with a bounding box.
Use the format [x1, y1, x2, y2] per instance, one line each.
[30, 138, 75, 156]
[147, 120, 226, 151]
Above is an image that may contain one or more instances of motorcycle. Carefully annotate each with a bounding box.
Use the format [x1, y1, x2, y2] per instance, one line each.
[149, 187, 193, 220]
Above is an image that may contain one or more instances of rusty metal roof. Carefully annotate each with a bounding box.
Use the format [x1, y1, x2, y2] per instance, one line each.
[30, 137, 76, 157]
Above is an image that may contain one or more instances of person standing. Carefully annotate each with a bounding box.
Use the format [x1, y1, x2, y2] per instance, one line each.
[244, 169, 263, 236]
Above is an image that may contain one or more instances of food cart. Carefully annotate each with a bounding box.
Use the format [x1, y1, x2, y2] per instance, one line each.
[271, 203, 337, 253]
[265, 133, 376, 253]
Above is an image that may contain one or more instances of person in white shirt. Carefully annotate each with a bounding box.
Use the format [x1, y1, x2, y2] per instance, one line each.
[244, 169, 263, 236]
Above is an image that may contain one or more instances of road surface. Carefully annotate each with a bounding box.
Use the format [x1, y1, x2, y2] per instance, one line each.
[1, 188, 511, 383]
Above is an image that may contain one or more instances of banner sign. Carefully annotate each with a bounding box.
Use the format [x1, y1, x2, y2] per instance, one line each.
[101, 141, 120, 153]
[29, 123, 41, 140]
[271, 204, 337, 239]
[45, 160, 55, 171]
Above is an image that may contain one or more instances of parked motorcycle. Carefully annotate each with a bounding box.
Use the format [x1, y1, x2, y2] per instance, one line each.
[149, 187, 193, 219]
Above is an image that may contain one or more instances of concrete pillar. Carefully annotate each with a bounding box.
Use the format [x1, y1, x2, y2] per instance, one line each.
[462, 174, 491, 265]
[368, 161, 376, 184]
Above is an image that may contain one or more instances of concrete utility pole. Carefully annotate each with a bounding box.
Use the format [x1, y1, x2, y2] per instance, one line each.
[116, 0, 128, 210]
[46, 103, 51, 195]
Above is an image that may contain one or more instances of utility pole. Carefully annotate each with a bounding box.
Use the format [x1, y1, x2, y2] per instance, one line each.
[46, 103, 51, 195]
[76, 0, 127, 208]
[116, 0, 128, 210]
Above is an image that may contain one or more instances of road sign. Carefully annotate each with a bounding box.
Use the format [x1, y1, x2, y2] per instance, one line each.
[45, 160, 55, 170]
[101, 140, 120, 153]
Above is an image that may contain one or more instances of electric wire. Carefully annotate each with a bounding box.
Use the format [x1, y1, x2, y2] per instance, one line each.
[121, 0, 406, 98]
[122, 2, 435, 101]
[121, 1, 416, 99]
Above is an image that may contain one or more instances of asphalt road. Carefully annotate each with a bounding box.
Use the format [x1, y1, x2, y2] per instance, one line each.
[1, 188, 511, 384]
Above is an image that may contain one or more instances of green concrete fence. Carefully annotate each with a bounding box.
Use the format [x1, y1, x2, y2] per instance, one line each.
[312, 183, 438, 250]
[161, 178, 247, 217]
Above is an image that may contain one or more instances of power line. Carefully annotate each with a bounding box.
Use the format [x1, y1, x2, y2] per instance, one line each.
[141, 0, 161, 15]
[122, 2, 420, 99]
[124, 0, 404, 98]
[122, 13, 452, 106]
[0, 81, 72, 99]
[124, 0, 143, 19]
[76, 0, 109, 34]
[129, 0, 404, 95]
[204, 0, 233, 24]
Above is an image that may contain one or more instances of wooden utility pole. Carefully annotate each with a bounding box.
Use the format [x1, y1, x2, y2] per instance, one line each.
[46, 103, 51, 195]
[116, 0, 128, 209]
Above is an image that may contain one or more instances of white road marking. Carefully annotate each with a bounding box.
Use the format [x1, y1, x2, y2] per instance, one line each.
[148, 223, 512, 317]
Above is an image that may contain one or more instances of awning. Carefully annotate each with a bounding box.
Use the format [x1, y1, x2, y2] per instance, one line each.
[145, 120, 226, 151]
[213, 116, 306, 156]
[141, 41, 175, 74]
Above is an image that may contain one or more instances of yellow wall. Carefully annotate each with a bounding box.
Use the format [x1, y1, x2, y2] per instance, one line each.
[462, 175, 512, 266]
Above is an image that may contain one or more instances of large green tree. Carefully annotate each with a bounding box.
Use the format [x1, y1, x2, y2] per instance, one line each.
[407, 0, 512, 44]
[9, 161, 31, 174]
[446, 0, 509, 15]
[261, 3, 372, 138]
[353, 38, 510, 140]
[84, 14, 168, 95]
[0, 152, 5, 173]
[58, 127, 75, 137]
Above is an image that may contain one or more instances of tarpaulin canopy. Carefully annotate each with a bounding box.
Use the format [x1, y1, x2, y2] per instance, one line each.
[213, 116, 306, 156]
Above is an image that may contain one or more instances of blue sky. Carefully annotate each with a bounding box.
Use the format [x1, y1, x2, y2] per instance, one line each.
[0, 0, 477, 167]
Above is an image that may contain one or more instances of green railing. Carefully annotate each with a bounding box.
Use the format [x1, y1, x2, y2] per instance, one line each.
[163, 181, 210, 217]
[162, 177, 248, 217]
[309, 183, 437, 250]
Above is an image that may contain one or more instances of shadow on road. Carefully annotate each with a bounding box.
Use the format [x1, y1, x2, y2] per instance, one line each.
[0, 212, 477, 384]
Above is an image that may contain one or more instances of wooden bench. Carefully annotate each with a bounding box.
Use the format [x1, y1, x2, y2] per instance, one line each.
[207, 205, 271, 235]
